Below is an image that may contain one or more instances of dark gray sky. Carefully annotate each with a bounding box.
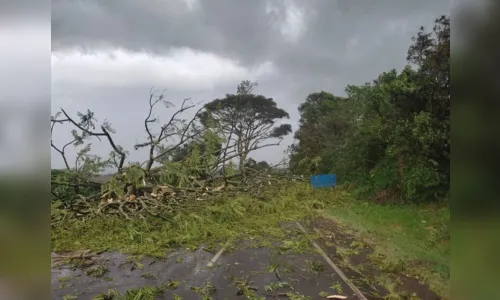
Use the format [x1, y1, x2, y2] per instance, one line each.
[50, 0, 450, 170]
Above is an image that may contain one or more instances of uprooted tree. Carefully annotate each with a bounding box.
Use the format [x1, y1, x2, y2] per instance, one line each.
[51, 82, 298, 223]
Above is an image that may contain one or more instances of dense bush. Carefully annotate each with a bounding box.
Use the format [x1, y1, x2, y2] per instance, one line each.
[289, 16, 450, 203]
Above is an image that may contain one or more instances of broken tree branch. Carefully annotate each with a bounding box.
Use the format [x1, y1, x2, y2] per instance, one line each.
[60, 108, 127, 171]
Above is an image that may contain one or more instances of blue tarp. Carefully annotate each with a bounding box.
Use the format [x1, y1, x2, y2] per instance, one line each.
[310, 174, 337, 188]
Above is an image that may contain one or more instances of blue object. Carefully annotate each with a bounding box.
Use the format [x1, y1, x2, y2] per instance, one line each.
[310, 174, 337, 188]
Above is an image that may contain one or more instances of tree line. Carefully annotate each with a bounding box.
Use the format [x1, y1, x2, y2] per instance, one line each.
[288, 15, 450, 203]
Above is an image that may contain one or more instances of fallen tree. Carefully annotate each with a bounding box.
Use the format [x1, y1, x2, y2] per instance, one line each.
[51, 82, 301, 224]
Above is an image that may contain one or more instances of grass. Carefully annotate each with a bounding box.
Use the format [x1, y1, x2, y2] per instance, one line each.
[320, 191, 450, 297]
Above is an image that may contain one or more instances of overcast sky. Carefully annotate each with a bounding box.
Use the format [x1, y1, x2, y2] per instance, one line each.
[50, 0, 451, 171]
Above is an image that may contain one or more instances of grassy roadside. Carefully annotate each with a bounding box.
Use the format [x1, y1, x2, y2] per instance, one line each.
[318, 190, 450, 298]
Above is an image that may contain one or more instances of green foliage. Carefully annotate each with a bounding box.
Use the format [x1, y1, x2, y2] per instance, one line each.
[101, 164, 145, 196]
[289, 15, 450, 203]
[51, 183, 330, 256]
[152, 117, 226, 186]
[204, 81, 291, 131]
[244, 158, 271, 174]
[204, 80, 292, 173]
[91, 285, 169, 300]
[224, 161, 237, 177]
[51, 169, 100, 202]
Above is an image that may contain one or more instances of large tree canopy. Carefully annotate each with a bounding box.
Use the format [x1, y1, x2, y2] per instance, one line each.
[204, 80, 292, 174]
[290, 91, 353, 174]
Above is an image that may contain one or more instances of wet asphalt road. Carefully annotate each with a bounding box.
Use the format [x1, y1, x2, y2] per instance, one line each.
[51, 229, 360, 299]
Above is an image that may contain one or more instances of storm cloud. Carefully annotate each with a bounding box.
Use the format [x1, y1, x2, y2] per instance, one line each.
[50, 0, 450, 169]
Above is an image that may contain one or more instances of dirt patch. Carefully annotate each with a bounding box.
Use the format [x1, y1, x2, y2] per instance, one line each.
[306, 217, 441, 300]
